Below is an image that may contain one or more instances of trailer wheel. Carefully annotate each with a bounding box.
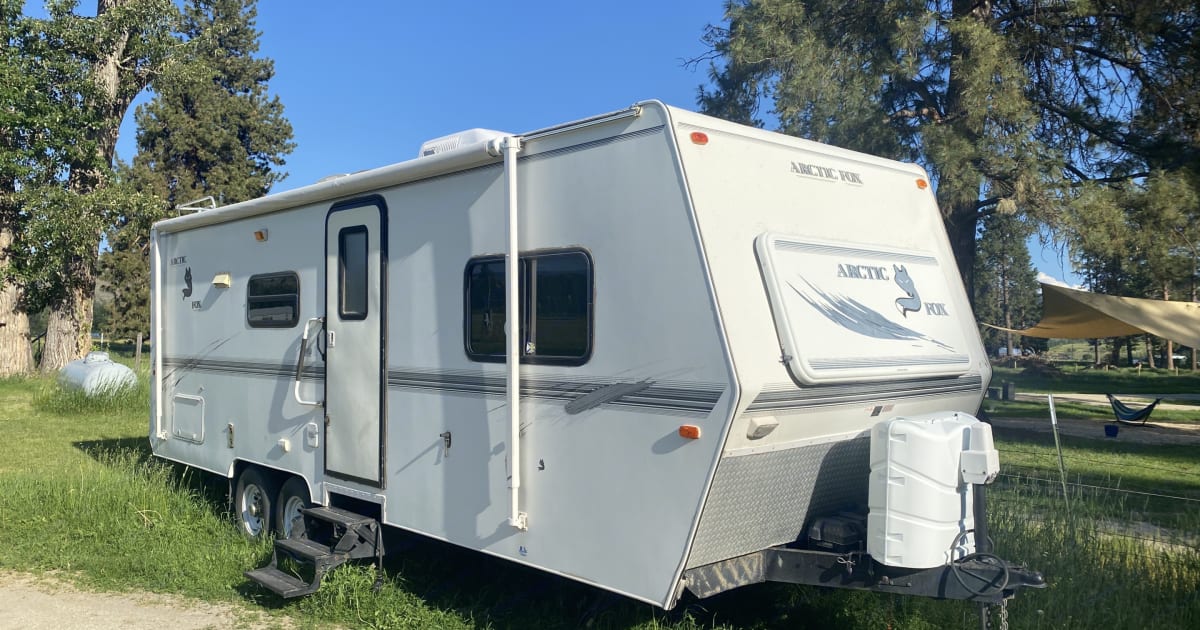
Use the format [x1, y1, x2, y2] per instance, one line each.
[234, 467, 274, 539]
[274, 476, 312, 539]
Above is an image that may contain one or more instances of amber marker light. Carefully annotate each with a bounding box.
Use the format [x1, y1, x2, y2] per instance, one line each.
[253, 229, 268, 242]
[916, 179, 929, 190]
[678, 425, 702, 440]
[689, 131, 709, 145]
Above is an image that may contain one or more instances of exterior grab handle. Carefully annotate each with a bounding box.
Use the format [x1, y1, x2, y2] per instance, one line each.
[294, 316, 325, 406]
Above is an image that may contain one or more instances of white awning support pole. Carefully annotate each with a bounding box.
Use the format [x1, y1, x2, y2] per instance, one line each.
[150, 228, 164, 439]
[497, 136, 528, 531]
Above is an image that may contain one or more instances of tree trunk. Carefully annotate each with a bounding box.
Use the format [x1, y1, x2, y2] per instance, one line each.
[0, 227, 34, 376]
[1163, 284, 1173, 369]
[945, 205, 980, 299]
[39, 283, 93, 373]
[38, 0, 137, 372]
[941, 0, 993, 299]
[1145, 335, 1156, 368]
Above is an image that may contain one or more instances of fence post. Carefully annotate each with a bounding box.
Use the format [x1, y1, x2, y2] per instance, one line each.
[1048, 394, 1071, 516]
[135, 333, 143, 372]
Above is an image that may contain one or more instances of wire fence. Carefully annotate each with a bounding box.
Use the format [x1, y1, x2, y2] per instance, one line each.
[984, 427, 1200, 629]
[989, 425, 1200, 557]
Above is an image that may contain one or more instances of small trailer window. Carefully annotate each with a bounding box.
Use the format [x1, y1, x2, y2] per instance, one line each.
[464, 250, 593, 364]
[246, 272, 300, 328]
[339, 226, 369, 319]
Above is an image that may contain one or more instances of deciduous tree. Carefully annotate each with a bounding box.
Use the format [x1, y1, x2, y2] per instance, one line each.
[34, 0, 180, 372]
[102, 0, 293, 339]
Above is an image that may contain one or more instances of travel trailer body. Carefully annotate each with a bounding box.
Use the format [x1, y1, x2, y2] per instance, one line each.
[150, 101, 1034, 608]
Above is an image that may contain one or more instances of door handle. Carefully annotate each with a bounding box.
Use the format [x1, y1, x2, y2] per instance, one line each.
[294, 316, 325, 406]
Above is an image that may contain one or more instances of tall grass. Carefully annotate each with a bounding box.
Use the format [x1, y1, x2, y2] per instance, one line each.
[986, 474, 1200, 629]
[2, 371, 1199, 628]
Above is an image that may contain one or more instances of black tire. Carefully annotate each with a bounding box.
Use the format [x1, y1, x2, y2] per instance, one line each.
[274, 476, 312, 539]
[234, 467, 275, 540]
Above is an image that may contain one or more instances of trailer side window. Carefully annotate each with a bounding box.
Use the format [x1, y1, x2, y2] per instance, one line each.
[464, 250, 593, 365]
[247, 272, 300, 328]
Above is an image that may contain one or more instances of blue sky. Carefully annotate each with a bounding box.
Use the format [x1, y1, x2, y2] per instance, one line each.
[31, 1, 1081, 286]
[163, 1, 728, 188]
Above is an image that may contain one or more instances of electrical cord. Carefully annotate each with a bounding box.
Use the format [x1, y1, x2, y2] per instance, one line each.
[948, 530, 1010, 597]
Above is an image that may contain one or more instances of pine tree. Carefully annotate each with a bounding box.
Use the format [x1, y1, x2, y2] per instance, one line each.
[695, 1, 1200, 296]
[101, 0, 294, 339]
[973, 213, 1041, 360]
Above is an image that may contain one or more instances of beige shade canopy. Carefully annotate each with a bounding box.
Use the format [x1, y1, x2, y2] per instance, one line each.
[994, 283, 1200, 348]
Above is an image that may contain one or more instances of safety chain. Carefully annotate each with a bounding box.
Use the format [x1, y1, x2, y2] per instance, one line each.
[998, 598, 1010, 630]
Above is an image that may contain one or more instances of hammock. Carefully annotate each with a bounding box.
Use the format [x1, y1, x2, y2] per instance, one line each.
[1106, 394, 1162, 425]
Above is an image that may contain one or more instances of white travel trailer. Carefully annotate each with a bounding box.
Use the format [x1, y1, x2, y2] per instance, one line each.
[149, 101, 1042, 609]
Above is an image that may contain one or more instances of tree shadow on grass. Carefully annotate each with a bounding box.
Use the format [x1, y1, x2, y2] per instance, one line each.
[72, 436, 231, 519]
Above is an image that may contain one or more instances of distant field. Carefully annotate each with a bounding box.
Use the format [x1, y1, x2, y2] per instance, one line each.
[1, 361, 1197, 628]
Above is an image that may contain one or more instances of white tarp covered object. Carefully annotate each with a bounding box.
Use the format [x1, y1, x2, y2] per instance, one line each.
[996, 283, 1200, 347]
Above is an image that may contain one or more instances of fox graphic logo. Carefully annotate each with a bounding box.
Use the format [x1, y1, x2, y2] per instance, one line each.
[182, 267, 193, 299]
[893, 264, 921, 317]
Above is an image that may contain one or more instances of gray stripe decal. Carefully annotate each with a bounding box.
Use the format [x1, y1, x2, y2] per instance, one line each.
[163, 357, 322, 380]
[386, 368, 722, 414]
[162, 357, 722, 415]
[773, 240, 937, 265]
[746, 375, 983, 413]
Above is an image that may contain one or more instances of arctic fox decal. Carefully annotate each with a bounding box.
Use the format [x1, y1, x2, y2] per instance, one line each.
[893, 264, 921, 317]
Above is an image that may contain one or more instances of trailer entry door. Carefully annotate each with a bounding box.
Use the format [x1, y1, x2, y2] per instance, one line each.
[324, 199, 387, 486]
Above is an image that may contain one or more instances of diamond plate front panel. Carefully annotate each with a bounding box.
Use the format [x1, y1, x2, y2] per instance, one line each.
[686, 437, 870, 568]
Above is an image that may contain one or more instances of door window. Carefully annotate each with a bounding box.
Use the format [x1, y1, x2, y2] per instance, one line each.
[338, 226, 368, 319]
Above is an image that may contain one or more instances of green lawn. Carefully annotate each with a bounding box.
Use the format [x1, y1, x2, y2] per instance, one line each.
[984, 365, 1200, 422]
[1, 370, 1198, 628]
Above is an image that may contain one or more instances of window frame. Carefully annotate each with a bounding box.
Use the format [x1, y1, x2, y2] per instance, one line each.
[338, 225, 370, 321]
[246, 271, 301, 329]
[462, 248, 594, 366]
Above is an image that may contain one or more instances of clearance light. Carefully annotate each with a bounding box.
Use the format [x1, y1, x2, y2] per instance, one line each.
[689, 131, 709, 145]
[916, 179, 929, 190]
[678, 424, 702, 440]
[254, 229, 268, 242]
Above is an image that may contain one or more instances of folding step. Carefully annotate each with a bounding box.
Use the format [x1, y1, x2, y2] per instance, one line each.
[244, 565, 320, 598]
[276, 536, 341, 563]
[303, 505, 376, 528]
[245, 503, 385, 598]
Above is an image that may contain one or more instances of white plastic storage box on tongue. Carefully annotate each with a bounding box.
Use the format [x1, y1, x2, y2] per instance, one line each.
[867, 412, 997, 569]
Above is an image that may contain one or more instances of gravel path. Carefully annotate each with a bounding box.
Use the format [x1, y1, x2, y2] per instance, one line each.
[0, 571, 285, 630]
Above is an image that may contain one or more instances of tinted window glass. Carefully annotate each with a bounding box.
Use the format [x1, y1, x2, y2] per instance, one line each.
[465, 259, 508, 356]
[529, 252, 590, 358]
[247, 272, 300, 328]
[464, 250, 592, 364]
[339, 226, 368, 319]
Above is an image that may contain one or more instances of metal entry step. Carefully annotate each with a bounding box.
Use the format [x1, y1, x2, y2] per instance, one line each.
[244, 504, 384, 598]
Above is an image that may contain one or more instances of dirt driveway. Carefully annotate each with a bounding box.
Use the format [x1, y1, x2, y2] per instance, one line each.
[0, 571, 285, 630]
